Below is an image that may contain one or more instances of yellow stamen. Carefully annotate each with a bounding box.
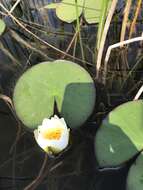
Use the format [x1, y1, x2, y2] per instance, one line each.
[42, 128, 63, 140]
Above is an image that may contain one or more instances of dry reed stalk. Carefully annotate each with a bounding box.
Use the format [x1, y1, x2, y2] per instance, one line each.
[0, 3, 91, 66]
[96, 0, 118, 79]
[103, 33, 143, 84]
[120, 0, 132, 44]
[9, 0, 21, 13]
[134, 84, 143, 100]
[129, 0, 142, 39]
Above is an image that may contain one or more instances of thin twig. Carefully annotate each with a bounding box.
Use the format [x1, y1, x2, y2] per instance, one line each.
[0, 3, 91, 65]
[10, 30, 52, 60]
[0, 147, 37, 170]
[75, 2, 85, 63]
[61, 30, 78, 59]
[9, 0, 21, 14]
[96, 0, 118, 79]
[24, 154, 48, 190]
[0, 42, 20, 65]
[0, 94, 22, 154]
[61, 19, 83, 59]
[103, 34, 143, 84]
[134, 84, 143, 100]
[0, 94, 14, 109]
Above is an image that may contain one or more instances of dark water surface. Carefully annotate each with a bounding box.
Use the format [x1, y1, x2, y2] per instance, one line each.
[0, 100, 130, 190]
[0, 0, 142, 189]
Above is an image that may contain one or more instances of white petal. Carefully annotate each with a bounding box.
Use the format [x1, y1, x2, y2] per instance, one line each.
[60, 118, 67, 126]
[42, 118, 51, 127]
[34, 115, 70, 154]
[37, 135, 50, 150]
[34, 129, 38, 141]
[50, 118, 64, 129]
[53, 115, 59, 119]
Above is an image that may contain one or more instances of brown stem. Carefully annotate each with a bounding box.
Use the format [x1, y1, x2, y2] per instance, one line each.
[129, 0, 142, 39]
[24, 154, 48, 190]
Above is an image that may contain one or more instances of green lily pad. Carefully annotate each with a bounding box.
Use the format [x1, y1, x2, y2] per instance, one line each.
[44, 3, 60, 9]
[127, 152, 143, 190]
[84, 0, 112, 24]
[84, 0, 102, 24]
[0, 19, 6, 35]
[13, 60, 96, 130]
[56, 0, 84, 23]
[95, 100, 143, 167]
[45, 0, 111, 24]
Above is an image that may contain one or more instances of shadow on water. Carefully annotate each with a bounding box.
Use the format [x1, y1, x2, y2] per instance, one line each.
[0, 1, 142, 188]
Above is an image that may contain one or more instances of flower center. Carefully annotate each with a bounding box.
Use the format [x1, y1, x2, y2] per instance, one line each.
[42, 128, 63, 140]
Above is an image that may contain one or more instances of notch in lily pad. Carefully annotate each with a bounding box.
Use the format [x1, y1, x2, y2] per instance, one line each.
[13, 60, 96, 130]
[44, 0, 112, 24]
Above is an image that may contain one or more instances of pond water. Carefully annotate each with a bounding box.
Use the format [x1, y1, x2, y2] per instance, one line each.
[0, 0, 142, 190]
[0, 100, 132, 190]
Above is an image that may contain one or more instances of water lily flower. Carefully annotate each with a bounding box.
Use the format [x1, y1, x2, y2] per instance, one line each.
[34, 115, 70, 154]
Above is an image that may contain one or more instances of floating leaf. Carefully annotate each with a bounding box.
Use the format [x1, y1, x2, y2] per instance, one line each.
[56, 0, 84, 23]
[84, 0, 112, 24]
[84, 0, 104, 24]
[13, 60, 96, 130]
[0, 19, 6, 36]
[44, 3, 60, 9]
[44, 0, 111, 24]
[127, 152, 143, 190]
[95, 100, 143, 167]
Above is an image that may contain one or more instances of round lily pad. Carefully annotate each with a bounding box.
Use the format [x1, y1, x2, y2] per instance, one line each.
[95, 100, 143, 167]
[13, 60, 96, 130]
[127, 152, 143, 190]
[56, 0, 84, 23]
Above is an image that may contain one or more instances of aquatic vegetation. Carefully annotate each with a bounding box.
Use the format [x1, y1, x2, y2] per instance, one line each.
[34, 115, 70, 155]
[13, 60, 96, 130]
[0, 1, 143, 189]
[44, 0, 111, 24]
[95, 100, 143, 190]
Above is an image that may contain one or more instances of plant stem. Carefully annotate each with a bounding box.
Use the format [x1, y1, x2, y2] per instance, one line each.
[96, 0, 109, 51]
[24, 154, 48, 190]
[75, 0, 85, 64]
[120, 0, 132, 45]
[103, 34, 143, 84]
[134, 85, 143, 100]
[96, 0, 118, 79]
[129, 0, 142, 39]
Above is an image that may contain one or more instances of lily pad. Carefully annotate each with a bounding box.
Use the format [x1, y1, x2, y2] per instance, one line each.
[0, 19, 6, 36]
[13, 60, 96, 130]
[127, 152, 143, 190]
[56, 0, 84, 23]
[45, 0, 112, 24]
[84, 0, 104, 24]
[95, 100, 143, 167]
